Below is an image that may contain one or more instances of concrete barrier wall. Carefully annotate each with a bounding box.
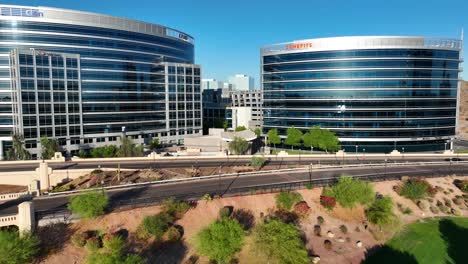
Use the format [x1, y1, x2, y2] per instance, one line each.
[0, 191, 29, 201]
[0, 171, 35, 186]
[0, 214, 17, 227]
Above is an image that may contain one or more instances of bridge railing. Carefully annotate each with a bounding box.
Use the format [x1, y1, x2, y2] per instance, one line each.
[0, 191, 30, 202]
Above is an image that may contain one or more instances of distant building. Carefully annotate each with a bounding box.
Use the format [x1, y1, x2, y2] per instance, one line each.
[228, 74, 255, 91]
[202, 88, 231, 134]
[202, 79, 224, 90]
[230, 91, 263, 129]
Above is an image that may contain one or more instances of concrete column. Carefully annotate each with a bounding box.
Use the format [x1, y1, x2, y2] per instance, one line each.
[17, 201, 35, 236]
[37, 161, 51, 191]
[28, 179, 40, 196]
[0, 140, 3, 161]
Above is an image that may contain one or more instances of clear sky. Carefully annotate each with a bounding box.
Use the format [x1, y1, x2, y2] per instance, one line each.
[4, 0, 468, 86]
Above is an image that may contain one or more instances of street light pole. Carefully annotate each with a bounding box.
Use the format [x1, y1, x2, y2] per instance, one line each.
[355, 145, 358, 155]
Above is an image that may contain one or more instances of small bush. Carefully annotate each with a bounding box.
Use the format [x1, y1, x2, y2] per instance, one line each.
[85, 237, 101, 253]
[403, 207, 412, 215]
[68, 190, 108, 219]
[305, 182, 314, 190]
[250, 156, 266, 169]
[202, 193, 212, 201]
[162, 198, 190, 219]
[275, 191, 303, 211]
[430, 206, 440, 214]
[324, 240, 332, 250]
[293, 201, 311, 216]
[323, 176, 374, 208]
[365, 196, 397, 228]
[91, 169, 103, 175]
[454, 179, 468, 193]
[137, 212, 174, 240]
[313, 225, 322, 236]
[219, 207, 232, 219]
[231, 209, 255, 230]
[71, 232, 87, 247]
[271, 210, 299, 224]
[398, 178, 435, 200]
[417, 200, 429, 211]
[317, 216, 325, 225]
[339, 225, 348, 234]
[0, 230, 39, 264]
[166, 226, 182, 241]
[320, 195, 336, 210]
[102, 234, 125, 256]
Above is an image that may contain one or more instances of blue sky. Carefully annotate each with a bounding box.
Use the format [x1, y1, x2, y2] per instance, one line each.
[5, 0, 468, 86]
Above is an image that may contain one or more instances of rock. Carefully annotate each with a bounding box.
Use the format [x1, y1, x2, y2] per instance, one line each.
[312, 256, 321, 264]
[451, 209, 461, 216]
[453, 197, 464, 205]
[327, 231, 335, 238]
[417, 200, 429, 211]
[337, 237, 345, 243]
[356, 241, 363, 248]
[430, 206, 440, 214]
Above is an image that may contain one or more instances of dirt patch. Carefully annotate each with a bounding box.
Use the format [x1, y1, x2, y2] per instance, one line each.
[39, 176, 468, 264]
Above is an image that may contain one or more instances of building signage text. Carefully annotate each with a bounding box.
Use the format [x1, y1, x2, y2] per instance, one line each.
[286, 42, 313, 50]
[0, 7, 44, 18]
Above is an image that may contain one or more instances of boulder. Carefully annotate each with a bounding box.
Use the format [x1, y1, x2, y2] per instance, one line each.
[327, 231, 335, 238]
[356, 241, 363, 248]
[312, 256, 321, 264]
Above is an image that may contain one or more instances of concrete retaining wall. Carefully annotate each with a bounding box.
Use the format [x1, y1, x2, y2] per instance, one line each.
[0, 191, 30, 201]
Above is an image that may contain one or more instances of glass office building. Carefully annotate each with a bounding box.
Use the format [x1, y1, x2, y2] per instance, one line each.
[261, 36, 463, 152]
[0, 5, 202, 158]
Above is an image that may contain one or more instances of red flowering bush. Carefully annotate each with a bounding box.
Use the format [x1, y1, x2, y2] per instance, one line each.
[293, 201, 311, 216]
[320, 195, 336, 210]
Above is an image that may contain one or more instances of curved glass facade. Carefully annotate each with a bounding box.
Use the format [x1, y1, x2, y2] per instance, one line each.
[262, 37, 462, 152]
[0, 5, 201, 158]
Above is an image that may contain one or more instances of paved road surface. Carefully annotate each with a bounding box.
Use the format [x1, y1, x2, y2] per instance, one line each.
[0, 162, 466, 216]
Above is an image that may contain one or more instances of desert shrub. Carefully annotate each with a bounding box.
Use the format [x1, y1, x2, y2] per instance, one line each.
[87, 252, 145, 264]
[293, 201, 311, 216]
[339, 225, 348, 234]
[398, 178, 435, 200]
[365, 196, 397, 228]
[417, 200, 429, 211]
[90, 169, 103, 175]
[453, 197, 464, 205]
[430, 206, 440, 214]
[202, 193, 212, 201]
[85, 237, 101, 253]
[454, 179, 468, 193]
[443, 197, 452, 207]
[253, 219, 309, 264]
[324, 239, 332, 250]
[68, 190, 108, 219]
[320, 195, 336, 210]
[0, 230, 39, 264]
[166, 226, 182, 241]
[313, 225, 322, 236]
[275, 191, 303, 211]
[271, 210, 299, 224]
[71, 232, 88, 247]
[102, 234, 125, 257]
[305, 182, 314, 190]
[250, 156, 266, 169]
[402, 207, 413, 215]
[161, 197, 190, 219]
[219, 206, 233, 219]
[323, 176, 375, 208]
[317, 216, 325, 225]
[195, 218, 244, 264]
[137, 212, 173, 240]
[231, 209, 255, 230]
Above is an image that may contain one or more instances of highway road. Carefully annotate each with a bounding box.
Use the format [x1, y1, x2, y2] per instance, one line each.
[0, 162, 466, 216]
[0, 154, 463, 172]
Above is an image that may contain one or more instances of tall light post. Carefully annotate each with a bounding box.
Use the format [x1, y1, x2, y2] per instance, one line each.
[402, 147, 405, 162]
[363, 148, 366, 161]
[444, 142, 447, 151]
[355, 145, 358, 155]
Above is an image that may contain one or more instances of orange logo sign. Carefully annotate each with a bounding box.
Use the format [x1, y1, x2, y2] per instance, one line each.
[286, 43, 313, 50]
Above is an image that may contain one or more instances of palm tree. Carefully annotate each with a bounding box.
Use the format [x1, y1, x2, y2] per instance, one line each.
[5, 133, 30, 160]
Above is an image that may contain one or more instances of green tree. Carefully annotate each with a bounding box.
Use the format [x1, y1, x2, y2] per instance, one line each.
[195, 218, 244, 264]
[302, 126, 340, 153]
[117, 137, 144, 157]
[284, 127, 303, 150]
[366, 196, 397, 228]
[40, 137, 59, 159]
[228, 136, 249, 155]
[148, 138, 159, 150]
[0, 230, 39, 264]
[302, 127, 321, 152]
[267, 129, 281, 149]
[253, 127, 261, 137]
[91, 145, 118, 158]
[68, 190, 109, 219]
[253, 220, 309, 264]
[5, 133, 30, 160]
[323, 176, 375, 208]
[235, 126, 247, 132]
